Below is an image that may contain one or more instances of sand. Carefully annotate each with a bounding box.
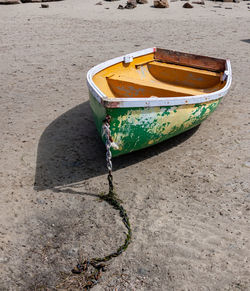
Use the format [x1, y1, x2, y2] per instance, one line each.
[0, 0, 250, 290]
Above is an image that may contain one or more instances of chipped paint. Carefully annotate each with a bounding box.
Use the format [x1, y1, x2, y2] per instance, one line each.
[89, 92, 221, 157]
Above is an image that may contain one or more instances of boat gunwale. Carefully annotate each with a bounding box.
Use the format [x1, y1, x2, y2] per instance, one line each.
[86, 47, 232, 108]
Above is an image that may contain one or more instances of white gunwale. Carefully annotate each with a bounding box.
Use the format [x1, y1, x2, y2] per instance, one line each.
[86, 48, 232, 108]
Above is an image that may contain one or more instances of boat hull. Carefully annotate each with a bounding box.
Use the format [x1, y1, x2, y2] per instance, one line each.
[89, 92, 220, 157]
[87, 47, 231, 157]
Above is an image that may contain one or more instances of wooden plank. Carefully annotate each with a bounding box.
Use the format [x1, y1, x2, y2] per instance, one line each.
[107, 74, 205, 97]
[155, 48, 226, 72]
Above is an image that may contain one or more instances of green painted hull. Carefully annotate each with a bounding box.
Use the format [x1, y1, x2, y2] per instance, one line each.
[89, 92, 220, 157]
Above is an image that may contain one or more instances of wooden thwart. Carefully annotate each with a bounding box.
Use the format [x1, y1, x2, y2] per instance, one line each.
[107, 74, 205, 97]
[155, 48, 226, 72]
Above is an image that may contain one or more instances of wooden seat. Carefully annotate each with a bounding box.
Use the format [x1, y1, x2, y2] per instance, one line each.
[147, 61, 222, 89]
[107, 74, 205, 98]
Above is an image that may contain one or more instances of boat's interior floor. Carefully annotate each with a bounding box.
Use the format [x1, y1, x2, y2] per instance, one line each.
[92, 54, 225, 98]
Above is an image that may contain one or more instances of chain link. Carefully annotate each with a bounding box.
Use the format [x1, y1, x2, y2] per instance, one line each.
[102, 115, 115, 192]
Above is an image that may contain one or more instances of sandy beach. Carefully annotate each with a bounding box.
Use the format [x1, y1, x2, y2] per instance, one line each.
[0, 0, 250, 290]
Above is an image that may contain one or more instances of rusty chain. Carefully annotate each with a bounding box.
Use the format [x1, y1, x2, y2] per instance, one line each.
[71, 115, 132, 290]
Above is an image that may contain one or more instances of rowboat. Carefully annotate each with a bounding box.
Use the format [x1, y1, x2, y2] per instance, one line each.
[87, 48, 232, 157]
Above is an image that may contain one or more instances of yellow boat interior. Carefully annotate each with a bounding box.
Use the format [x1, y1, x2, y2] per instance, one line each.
[92, 49, 226, 99]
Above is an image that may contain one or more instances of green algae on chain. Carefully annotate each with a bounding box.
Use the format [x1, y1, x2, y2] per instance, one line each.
[95, 190, 132, 260]
[69, 188, 132, 290]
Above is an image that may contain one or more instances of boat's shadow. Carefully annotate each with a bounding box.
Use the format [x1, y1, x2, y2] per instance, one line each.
[34, 101, 199, 191]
